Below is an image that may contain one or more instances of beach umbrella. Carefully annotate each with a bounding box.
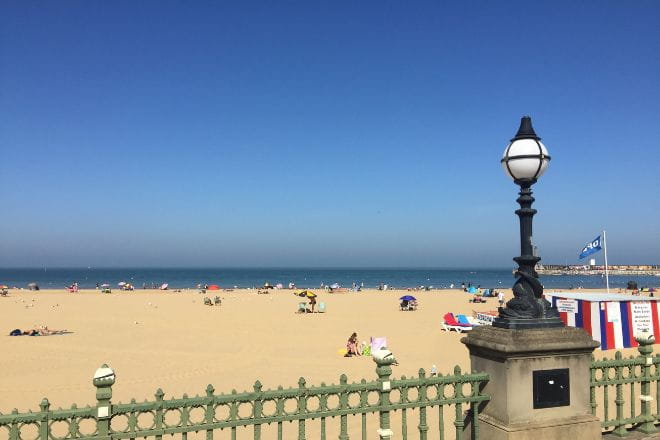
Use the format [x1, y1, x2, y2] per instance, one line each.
[101, 284, 110, 288]
[467, 287, 478, 294]
[330, 283, 340, 289]
[208, 285, 220, 290]
[0, 285, 8, 289]
[399, 295, 416, 301]
[118, 282, 126, 286]
[263, 282, 274, 289]
[296, 290, 317, 298]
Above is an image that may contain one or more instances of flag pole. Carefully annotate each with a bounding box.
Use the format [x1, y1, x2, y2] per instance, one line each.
[603, 230, 610, 293]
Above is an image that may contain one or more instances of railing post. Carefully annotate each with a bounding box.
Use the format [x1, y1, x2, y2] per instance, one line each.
[205, 385, 215, 440]
[589, 354, 597, 416]
[373, 348, 396, 440]
[417, 369, 428, 440]
[253, 381, 262, 440]
[39, 398, 50, 440]
[9, 409, 19, 440]
[453, 366, 465, 440]
[338, 374, 349, 440]
[93, 364, 116, 440]
[612, 352, 628, 437]
[154, 389, 164, 440]
[297, 378, 307, 440]
[636, 331, 657, 434]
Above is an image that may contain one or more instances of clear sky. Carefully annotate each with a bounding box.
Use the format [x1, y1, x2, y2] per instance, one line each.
[1, 1, 659, 268]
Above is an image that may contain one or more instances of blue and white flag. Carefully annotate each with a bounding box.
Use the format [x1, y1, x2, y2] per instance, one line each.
[579, 236, 602, 259]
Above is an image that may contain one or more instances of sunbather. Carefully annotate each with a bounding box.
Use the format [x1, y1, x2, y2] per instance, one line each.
[9, 326, 68, 336]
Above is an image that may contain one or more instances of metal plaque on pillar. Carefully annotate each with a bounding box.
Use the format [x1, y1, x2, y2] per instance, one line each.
[533, 368, 570, 409]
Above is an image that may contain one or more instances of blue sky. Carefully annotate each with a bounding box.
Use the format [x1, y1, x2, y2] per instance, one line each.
[1, 1, 659, 268]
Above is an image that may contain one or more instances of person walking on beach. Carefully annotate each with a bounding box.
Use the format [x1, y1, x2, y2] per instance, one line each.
[498, 291, 505, 307]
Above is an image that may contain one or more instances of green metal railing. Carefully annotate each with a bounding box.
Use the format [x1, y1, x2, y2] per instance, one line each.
[590, 333, 660, 436]
[0, 354, 489, 440]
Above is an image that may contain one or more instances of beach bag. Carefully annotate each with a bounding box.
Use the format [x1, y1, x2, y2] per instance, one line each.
[9, 329, 22, 336]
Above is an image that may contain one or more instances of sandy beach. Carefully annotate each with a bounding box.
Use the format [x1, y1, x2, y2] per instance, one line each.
[0, 288, 640, 413]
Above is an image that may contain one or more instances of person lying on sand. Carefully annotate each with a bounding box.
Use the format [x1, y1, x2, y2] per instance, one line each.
[9, 326, 69, 336]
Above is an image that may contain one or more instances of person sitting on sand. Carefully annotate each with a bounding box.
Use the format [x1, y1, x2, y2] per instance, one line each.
[346, 332, 360, 357]
[214, 296, 221, 305]
[204, 297, 213, 306]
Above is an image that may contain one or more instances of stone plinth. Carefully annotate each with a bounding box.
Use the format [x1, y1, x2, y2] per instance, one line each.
[461, 326, 601, 440]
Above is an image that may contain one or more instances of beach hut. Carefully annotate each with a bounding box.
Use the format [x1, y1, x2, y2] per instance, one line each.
[545, 292, 660, 350]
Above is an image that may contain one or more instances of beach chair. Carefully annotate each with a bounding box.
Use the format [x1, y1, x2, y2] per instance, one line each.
[1, 288, 8, 297]
[318, 302, 326, 313]
[297, 302, 308, 313]
[457, 314, 476, 326]
[442, 313, 473, 333]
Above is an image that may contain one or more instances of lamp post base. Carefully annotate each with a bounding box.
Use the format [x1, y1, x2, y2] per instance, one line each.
[493, 316, 564, 329]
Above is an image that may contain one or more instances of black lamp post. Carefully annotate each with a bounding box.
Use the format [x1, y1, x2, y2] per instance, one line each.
[493, 116, 563, 329]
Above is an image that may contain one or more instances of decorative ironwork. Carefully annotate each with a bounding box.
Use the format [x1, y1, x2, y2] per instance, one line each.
[590, 334, 660, 436]
[0, 357, 489, 440]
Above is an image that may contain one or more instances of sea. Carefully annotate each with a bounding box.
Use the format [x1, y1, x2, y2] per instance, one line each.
[1, 268, 658, 290]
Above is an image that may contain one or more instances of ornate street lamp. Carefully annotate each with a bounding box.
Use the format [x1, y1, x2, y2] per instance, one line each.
[493, 116, 563, 329]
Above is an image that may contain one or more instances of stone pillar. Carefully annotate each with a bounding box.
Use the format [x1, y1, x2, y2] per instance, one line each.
[462, 326, 601, 440]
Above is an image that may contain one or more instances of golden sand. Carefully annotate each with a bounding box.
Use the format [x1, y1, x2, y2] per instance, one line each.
[0, 288, 636, 413]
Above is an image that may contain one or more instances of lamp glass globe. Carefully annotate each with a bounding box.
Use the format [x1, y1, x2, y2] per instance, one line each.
[502, 139, 550, 180]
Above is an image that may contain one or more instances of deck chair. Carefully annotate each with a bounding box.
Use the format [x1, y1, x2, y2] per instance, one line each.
[318, 302, 326, 313]
[456, 314, 475, 326]
[297, 302, 308, 313]
[442, 313, 473, 333]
